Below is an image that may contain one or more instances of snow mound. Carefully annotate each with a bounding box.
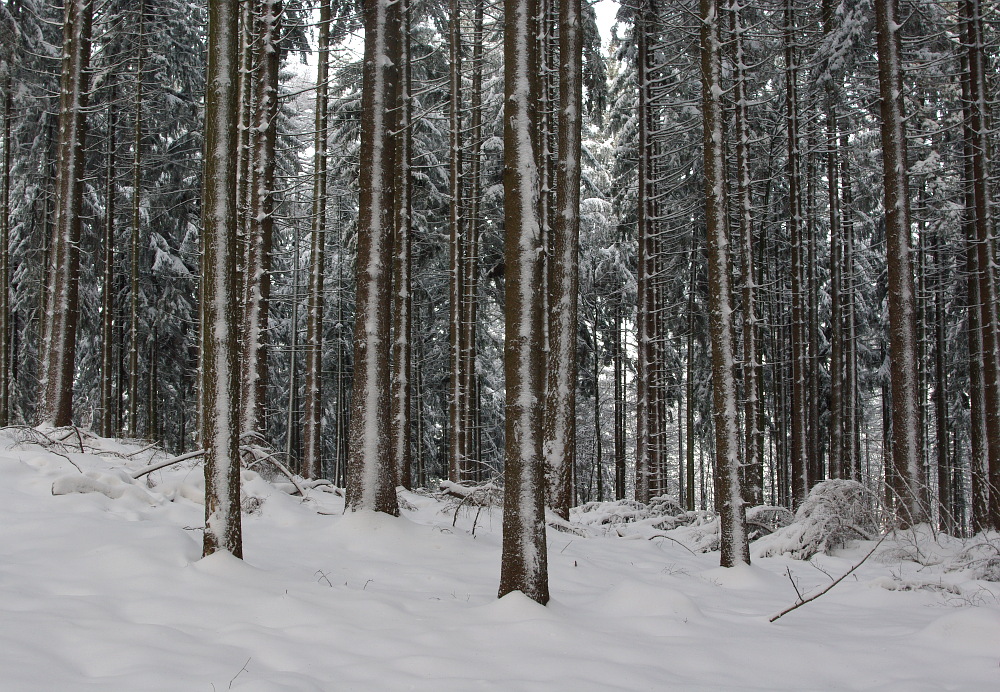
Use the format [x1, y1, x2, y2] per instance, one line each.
[573, 496, 715, 537]
[753, 480, 879, 559]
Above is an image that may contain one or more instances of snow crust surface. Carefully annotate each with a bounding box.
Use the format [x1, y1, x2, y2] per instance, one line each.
[1, 431, 999, 690]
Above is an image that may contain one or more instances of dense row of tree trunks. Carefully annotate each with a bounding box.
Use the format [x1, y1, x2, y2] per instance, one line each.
[346, 0, 400, 515]
[499, 0, 549, 605]
[40, 0, 93, 427]
[875, 0, 928, 527]
[961, 0, 1000, 531]
[200, 0, 243, 558]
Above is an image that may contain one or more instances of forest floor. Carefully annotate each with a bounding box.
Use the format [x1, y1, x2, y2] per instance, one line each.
[1, 428, 998, 691]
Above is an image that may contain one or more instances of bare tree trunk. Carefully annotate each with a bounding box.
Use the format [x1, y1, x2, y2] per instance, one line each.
[235, 0, 253, 326]
[613, 300, 626, 501]
[543, 0, 582, 521]
[730, 0, 760, 506]
[461, 0, 485, 481]
[100, 89, 117, 438]
[40, 0, 94, 427]
[241, 0, 282, 441]
[635, 3, 653, 504]
[931, 231, 952, 532]
[346, 0, 400, 515]
[686, 267, 696, 511]
[201, 0, 243, 558]
[391, 0, 413, 489]
[875, 0, 928, 527]
[498, 0, 549, 604]
[128, 0, 145, 437]
[447, 0, 468, 484]
[302, 0, 331, 480]
[784, 0, 809, 506]
[1, 70, 13, 426]
[701, 0, 749, 567]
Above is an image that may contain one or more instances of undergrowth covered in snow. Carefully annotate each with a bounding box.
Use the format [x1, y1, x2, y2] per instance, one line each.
[2, 427, 999, 691]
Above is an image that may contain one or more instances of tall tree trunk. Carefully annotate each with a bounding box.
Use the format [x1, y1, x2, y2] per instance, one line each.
[613, 299, 626, 501]
[346, 0, 400, 514]
[730, 0, 760, 506]
[235, 0, 253, 324]
[635, 3, 654, 504]
[784, 0, 809, 505]
[1, 70, 13, 426]
[875, 0, 928, 527]
[40, 0, 94, 427]
[241, 0, 282, 441]
[701, 0, 750, 567]
[100, 88, 117, 437]
[447, 0, 468, 483]
[931, 230, 951, 532]
[460, 0, 485, 480]
[201, 0, 243, 558]
[391, 0, 413, 489]
[544, 0, 582, 521]
[499, 0, 549, 604]
[128, 0, 145, 437]
[686, 265, 697, 511]
[841, 129, 860, 480]
[302, 0, 331, 480]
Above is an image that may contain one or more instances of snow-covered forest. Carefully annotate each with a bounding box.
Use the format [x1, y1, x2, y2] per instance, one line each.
[2, 0, 1000, 685]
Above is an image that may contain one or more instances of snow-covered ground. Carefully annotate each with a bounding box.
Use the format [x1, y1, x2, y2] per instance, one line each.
[1, 428, 998, 691]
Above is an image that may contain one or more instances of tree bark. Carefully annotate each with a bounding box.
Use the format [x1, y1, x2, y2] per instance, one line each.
[40, 0, 94, 427]
[730, 0, 760, 506]
[544, 0, 583, 521]
[302, 0, 332, 480]
[346, 0, 400, 515]
[240, 0, 282, 441]
[701, 0, 750, 567]
[447, 0, 468, 484]
[128, 0, 145, 437]
[100, 87, 117, 438]
[784, 0, 809, 506]
[499, 0, 549, 605]
[875, 0, 928, 527]
[1, 70, 13, 426]
[391, 0, 413, 489]
[201, 0, 243, 558]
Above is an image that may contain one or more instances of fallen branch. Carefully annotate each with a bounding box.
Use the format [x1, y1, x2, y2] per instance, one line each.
[241, 446, 308, 497]
[131, 449, 206, 479]
[769, 531, 891, 622]
[264, 454, 308, 498]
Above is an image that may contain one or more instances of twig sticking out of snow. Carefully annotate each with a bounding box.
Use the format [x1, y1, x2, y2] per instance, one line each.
[769, 532, 891, 622]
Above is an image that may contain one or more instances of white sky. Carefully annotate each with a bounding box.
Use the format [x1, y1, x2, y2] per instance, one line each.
[593, 0, 620, 46]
